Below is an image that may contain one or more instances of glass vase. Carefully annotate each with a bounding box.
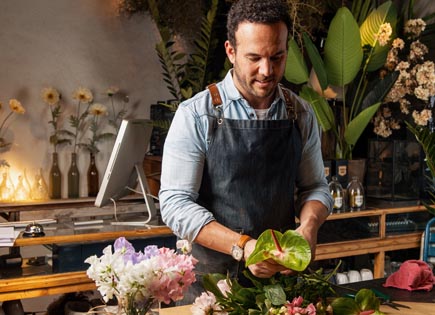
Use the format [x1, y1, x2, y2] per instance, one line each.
[87, 153, 99, 197]
[68, 152, 80, 198]
[49, 152, 62, 199]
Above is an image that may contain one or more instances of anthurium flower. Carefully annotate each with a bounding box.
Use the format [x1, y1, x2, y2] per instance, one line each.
[246, 229, 311, 272]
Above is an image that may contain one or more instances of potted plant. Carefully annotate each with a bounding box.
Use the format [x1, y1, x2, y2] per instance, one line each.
[285, 1, 399, 161]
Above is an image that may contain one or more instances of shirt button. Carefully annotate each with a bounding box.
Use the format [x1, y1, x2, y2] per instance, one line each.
[250, 113, 254, 118]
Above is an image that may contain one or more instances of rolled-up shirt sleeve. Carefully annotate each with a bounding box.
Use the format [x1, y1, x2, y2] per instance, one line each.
[159, 100, 215, 242]
[294, 102, 334, 215]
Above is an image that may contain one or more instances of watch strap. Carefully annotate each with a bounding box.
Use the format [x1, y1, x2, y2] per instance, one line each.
[237, 234, 252, 249]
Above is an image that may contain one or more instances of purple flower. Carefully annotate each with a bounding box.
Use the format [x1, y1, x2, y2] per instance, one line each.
[144, 245, 160, 259]
[114, 237, 135, 253]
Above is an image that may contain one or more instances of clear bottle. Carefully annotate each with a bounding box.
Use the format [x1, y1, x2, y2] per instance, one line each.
[0, 168, 15, 202]
[14, 175, 30, 201]
[347, 176, 365, 211]
[329, 176, 344, 213]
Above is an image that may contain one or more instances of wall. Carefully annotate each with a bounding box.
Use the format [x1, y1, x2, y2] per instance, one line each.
[0, 0, 171, 198]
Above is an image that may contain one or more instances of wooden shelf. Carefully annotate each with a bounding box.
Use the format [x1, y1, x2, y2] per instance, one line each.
[14, 226, 173, 246]
[314, 204, 428, 278]
[0, 271, 96, 301]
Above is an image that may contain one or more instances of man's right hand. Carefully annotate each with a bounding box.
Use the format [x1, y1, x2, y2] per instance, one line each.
[244, 239, 292, 278]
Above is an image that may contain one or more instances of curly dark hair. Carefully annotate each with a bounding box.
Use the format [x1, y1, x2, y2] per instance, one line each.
[226, 0, 291, 48]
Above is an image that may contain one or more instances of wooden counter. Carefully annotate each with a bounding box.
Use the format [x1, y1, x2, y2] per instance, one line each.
[159, 302, 434, 315]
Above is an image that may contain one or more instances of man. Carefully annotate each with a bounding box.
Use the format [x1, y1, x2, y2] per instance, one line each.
[159, 0, 333, 301]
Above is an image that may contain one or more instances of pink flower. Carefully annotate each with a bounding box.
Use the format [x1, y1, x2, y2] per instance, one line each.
[285, 296, 317, 315]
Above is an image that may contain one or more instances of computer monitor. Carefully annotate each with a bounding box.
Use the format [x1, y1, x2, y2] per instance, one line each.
[95, 119, 157, 224]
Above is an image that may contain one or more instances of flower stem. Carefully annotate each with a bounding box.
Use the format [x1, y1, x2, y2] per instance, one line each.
[0, 112, 14, 138]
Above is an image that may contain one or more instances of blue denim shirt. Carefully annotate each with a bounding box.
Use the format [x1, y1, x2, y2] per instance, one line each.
[159, 70, 333, 242]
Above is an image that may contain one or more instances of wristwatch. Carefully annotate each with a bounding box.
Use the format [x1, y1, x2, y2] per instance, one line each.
[231, 234, 252, 261]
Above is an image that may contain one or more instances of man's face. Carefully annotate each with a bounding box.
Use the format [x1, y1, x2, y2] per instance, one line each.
[225, 22, 288, 109]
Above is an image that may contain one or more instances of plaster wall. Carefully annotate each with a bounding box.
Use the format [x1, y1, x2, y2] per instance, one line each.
[0, 0, 171, 198]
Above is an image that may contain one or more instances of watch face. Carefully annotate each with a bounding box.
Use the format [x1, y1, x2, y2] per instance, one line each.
[231, 245, 243, 261]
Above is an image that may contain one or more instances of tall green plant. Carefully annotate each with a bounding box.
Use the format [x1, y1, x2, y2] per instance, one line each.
[285, 1, 398, 159]
[152, 0, 222, 103]
[149, 0, 228, 133]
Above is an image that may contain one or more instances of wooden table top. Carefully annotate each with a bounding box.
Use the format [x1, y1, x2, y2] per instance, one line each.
[159, 302, 433, 315]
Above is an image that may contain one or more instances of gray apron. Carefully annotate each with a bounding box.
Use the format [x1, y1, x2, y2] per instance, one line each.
[183, 86, 302, 303]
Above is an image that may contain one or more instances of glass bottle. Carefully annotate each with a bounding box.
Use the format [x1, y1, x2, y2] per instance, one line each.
[14, 175, 30, 201]
[68, 152, 80, 198]
[87, 153, 99, 197]
[32, 168, 49, 200]
[49, 152, 62, 199]
[329, 176, 344, 213]
[0, 168, 15, 202]
[347, 176, 365, 211]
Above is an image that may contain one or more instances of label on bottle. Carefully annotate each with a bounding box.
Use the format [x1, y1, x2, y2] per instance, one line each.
[355, 195, 364, 207]
[334, 196, 343, 209]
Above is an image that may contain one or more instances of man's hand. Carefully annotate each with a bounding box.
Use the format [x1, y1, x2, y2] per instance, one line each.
[244, 239, 291, 278]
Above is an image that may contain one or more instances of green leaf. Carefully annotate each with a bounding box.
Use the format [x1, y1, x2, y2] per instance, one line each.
[284, 38, 309, 85]
[331, 297, 361, 315]
[360, 1, 397, 71]
[264, 284, 286, 306]
[245, 229, 311, 272]
[324, 7, 363, 86]
[202, 273, 227, 298]
[299, 86, 335, 132]
[344, 102, 381, 146]
[303, 33, 328, 90]
[358, 71, 398, 113]
[355, 289, 380, 311]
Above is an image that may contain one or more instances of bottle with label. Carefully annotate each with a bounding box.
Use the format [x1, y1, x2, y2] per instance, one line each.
[347, 176, 365, 211]
[329, 176, 344, 213]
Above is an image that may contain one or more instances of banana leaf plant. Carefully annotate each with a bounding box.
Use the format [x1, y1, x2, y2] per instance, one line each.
[285, 1, 398, 159]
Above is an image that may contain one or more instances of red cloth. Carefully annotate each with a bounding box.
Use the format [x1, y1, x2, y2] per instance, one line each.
[383, 260, 435, 291]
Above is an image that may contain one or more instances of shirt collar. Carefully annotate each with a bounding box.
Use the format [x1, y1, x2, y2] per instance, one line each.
[222, 69, 285, 110]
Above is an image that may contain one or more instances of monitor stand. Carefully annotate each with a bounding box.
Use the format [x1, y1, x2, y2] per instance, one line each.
[110, 163, 159, 227]
[135, 163, 158, 224]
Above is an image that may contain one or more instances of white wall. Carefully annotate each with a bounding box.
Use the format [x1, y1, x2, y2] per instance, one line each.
[0, 0, 171, 198]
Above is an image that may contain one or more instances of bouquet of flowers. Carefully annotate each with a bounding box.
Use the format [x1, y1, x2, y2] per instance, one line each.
[85, 237, 197, 315]
[192, 230, 385, 315]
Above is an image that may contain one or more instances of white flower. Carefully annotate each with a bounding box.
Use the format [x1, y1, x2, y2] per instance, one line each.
[375, 23, 392, 46]
[404, 18, 426, 38]
[216, 279, 231, 297]
[176, 239, 192, 254]
[412, 109, 432, 126]
[191, 292, 227, 315]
